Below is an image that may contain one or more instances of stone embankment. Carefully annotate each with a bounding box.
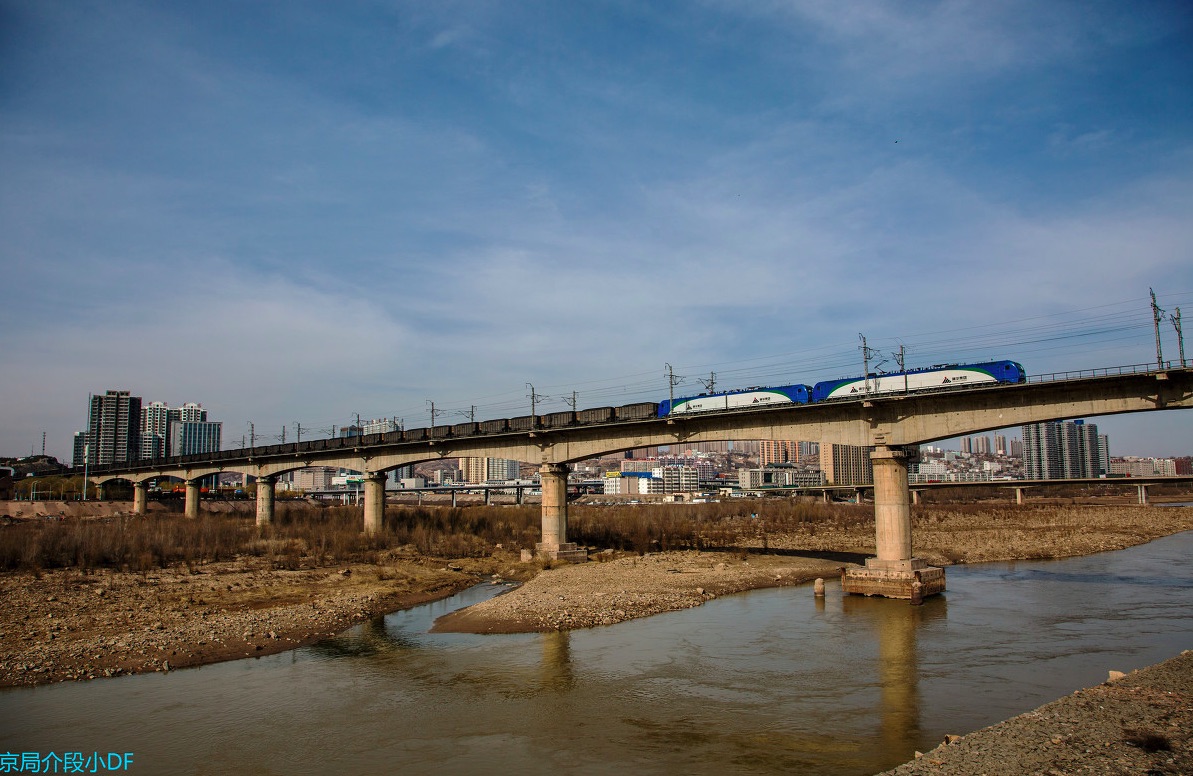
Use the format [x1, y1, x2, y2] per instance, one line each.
[879, 650, 1193, 776]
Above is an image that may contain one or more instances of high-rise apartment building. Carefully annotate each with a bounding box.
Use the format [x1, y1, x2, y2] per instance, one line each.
[140, 401, 214, 459]
[758, 440, 798, 467]
[88, 390, 142, 465]
[459, 457, 520, 483]
[821, 443, 874, 485]
[72, 432, 87, 468]
[1022, 420, 1105, 479]
[141, 401, 172, 460]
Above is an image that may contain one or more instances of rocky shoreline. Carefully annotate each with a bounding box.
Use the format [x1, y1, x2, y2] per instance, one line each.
[878, 649, 1193, 776]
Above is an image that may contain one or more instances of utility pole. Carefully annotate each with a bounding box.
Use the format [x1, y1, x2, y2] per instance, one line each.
[665, 363, 683, 409]
[295, 422, 302, 443]
[250, 422, 256, 449]
[41, 432, 46, 457]
[1173, 307, 1186, 368]
[1150, 288, 1165, 369]
[427, 400, 443, 433]
[526, 383, 540, 423]
[456, 405, 477, 424]
[280, 425, 286, 444]
[697, 372, 717, 393]
[894, 343, 908, 393]
[859, 334, 876, 395]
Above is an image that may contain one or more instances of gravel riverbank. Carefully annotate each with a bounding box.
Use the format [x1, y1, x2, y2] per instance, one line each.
[0, 552, 513, 687]
[431, 550, 849, 633]
[878, 649, 1193, 776]
[3, 503, 1191, 687]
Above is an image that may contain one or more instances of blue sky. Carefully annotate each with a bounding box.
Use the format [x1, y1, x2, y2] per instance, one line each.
[2, 0, 1192, 459]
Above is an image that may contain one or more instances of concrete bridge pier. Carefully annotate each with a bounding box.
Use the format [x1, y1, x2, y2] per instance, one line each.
[256, 475, 276, 527]
[95, 484, 105, 501]
[451, 490, 458, 507]
[910, 490, 921, 506]
[536, 463, 587, 562]
[842, 446, 945, 601]
[1015, 487, 1026, 505]
[363, 473, 387, 534]
[184, 481, 201, 519]
[1138, 484, 1149, 506]
[132, 481, 148, 515]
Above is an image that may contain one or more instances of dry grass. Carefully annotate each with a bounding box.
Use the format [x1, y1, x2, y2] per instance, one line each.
[3, 498, 1191, 574]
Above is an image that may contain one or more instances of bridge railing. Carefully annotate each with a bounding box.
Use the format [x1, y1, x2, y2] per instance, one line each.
[1026, 362, 1165, 384]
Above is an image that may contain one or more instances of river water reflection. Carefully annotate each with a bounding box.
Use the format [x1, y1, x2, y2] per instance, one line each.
[3, 531, 1192, 775]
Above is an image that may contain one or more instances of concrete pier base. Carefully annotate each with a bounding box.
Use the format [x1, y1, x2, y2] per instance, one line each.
[842, 558, 946, 600]
[843, 446, 944, 600]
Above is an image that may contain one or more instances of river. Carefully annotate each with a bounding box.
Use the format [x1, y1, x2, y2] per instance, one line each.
[2, 531, 1191, 775]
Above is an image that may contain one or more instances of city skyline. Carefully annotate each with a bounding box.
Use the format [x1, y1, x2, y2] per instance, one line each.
[2, 2, 1191, 458]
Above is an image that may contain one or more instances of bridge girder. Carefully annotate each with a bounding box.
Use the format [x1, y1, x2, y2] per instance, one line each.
[88, 368, 1193, 481]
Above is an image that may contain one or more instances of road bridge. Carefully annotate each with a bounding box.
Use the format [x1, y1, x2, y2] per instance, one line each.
[90, 365, 1193, 599]
[739, 475, 1193, 506]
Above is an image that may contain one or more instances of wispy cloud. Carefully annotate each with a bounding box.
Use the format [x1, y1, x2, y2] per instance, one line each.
[1, 0, 1191, 457]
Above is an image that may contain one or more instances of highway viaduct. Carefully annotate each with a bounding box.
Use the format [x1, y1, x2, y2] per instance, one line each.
[90, 365, 1193, 599]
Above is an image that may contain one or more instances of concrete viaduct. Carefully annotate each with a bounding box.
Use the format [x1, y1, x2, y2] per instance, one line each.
[90, 365, 1193, 599]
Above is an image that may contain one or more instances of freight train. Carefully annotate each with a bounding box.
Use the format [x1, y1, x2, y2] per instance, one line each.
[121, 361, 1025, 469]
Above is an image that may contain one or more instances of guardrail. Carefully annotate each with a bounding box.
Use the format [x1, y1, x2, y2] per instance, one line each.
[1026, 362, 1180, 384]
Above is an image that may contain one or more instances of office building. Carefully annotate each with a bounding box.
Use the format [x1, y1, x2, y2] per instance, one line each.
[739, 467, 826, 489]
[170, 420, 222, 457]
[656, 465, 699, 492]
[293, 467, 336, 490]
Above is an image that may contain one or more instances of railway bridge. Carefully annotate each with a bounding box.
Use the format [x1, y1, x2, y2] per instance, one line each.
[89, 365, 1193, 599]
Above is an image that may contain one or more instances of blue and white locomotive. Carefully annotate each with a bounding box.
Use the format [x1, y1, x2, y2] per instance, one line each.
[809, 360, 1026, 403]
[658, 384, 811, 416]
[656, 360, 1025, 417]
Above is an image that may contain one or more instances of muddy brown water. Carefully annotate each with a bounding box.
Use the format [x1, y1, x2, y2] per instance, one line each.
[2, 530, 1192, 775]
